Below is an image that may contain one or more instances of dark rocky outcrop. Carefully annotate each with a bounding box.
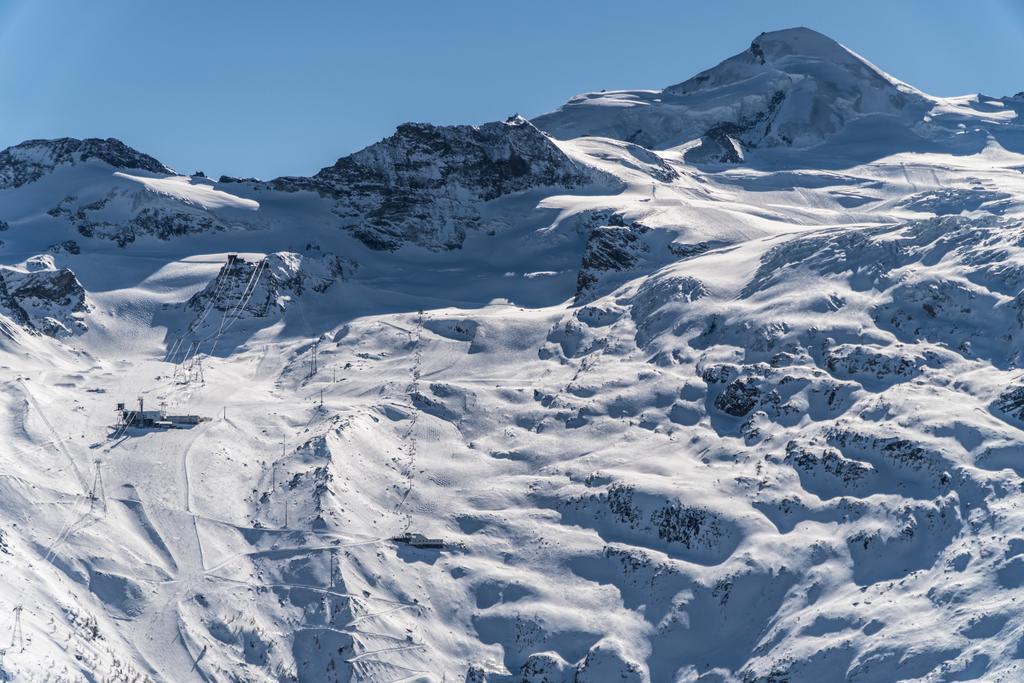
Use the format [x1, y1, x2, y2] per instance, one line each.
[575, 218, 649, 302]
[54, 192, 226, 247]
[265, 115, 591, 251]
[47, 240, 81, 255]
[184, 251, 355, 325]
[684, 91, 786, 164]
[714, 377, 762, 417]
[0, 258, 89, 336]
[996, 385, 1024, 421]
[0, 137, 169, 189]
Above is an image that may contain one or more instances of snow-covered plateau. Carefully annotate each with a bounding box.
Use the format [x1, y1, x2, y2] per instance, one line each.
[3, 26, 1024, 682]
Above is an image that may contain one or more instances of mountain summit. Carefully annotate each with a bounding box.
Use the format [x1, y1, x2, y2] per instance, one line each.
[0, 137, 170, 190]
[3, 26, 1024, 683]
[534, 27, 940, 162]
[669, 26, 903, 92]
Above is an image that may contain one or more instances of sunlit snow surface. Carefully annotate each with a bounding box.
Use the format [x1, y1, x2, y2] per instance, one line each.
[113, 172, 260, 211]
[3, 27, 1024, 683]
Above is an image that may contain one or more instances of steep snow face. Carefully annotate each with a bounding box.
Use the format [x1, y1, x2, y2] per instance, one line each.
[533, 27, 1023, 164]
[534, 28, 927, 156]
[7, 26, 1024, 683]
[114, 173, 260, 212]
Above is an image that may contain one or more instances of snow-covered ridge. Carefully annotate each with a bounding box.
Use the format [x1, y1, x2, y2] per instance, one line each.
[0, 136, 170, 189]
[259, 115, 596, 250]
[4, 26, 1024, 683]
[114, 173, 260, 212]
[533, 26, 1023, 164]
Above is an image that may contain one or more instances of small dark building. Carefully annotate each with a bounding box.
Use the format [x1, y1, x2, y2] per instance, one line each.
[392, 532, 444, 549]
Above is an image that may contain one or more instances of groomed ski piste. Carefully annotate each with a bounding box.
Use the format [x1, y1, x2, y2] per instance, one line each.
[2, 27, 1024, 681]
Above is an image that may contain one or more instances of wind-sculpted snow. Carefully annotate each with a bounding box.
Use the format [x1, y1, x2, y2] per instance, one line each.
[534, 27, 931, 159]
[534, 27, 1024, 165]
[901, 188, 1013, 215]
[8, 26, 1024, 683]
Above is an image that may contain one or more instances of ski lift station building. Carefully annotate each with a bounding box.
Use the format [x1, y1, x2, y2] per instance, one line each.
[117, 399, 206, 429]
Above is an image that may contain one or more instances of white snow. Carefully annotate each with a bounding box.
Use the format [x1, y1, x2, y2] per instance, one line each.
[113, 172, 260, 211]
[1, 25, 1024, 683]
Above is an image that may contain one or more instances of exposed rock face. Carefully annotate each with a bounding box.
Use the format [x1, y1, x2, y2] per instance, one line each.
[519, 650, 570, 681]
[995, 384, 1024, 421]
[575, 215, 650, 302]
[0, 137, 169, 189]
[575, 639, 649, 682]
[562, 482, 738, 565]
[267, 115, 591, 251]
[0, 256, 89, 336]
[49, 191, 235, 247]
[185, 251, 355, 325]
[574, 211, 698, 304]
[714, 377, 762, 416]
[47, 240, 81, 255]
[683, 91, 785, 163]
[74, 204, 222, 247]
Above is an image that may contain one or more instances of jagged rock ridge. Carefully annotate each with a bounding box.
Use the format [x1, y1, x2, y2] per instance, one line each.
[263, 115, 592, 250]
[0, 137, 170, 189]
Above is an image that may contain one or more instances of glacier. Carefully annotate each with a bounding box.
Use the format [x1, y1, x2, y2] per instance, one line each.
[0, 26, 1023, 682]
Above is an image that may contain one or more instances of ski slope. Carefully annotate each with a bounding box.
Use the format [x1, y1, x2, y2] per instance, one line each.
[0, 26, 1024, 682]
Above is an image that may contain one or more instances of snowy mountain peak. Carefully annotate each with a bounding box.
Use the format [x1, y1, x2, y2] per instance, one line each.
[8, 27, 1024, 682]
[666, 26, 903, 96]
[0, 136, 170, 189]
[533, 27, 934, 160]
[751, 26, 851, 61]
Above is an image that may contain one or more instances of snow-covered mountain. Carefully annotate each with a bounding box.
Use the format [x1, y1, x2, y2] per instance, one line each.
[534, 27, 1024, 165]
[2, 26, 1024, 682]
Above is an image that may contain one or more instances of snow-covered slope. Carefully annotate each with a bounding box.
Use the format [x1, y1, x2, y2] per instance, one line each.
[3, 26, 1024, 683]
[533, 27, 1024, 166]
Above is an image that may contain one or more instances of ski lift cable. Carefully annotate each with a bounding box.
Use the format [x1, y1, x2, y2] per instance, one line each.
[209, 258, 268, 356]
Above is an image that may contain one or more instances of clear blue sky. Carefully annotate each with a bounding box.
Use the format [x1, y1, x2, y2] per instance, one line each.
[2, 1, 1022, 179]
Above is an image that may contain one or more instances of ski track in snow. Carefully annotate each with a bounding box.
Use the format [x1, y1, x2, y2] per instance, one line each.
[6, 25, 1024, 683]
